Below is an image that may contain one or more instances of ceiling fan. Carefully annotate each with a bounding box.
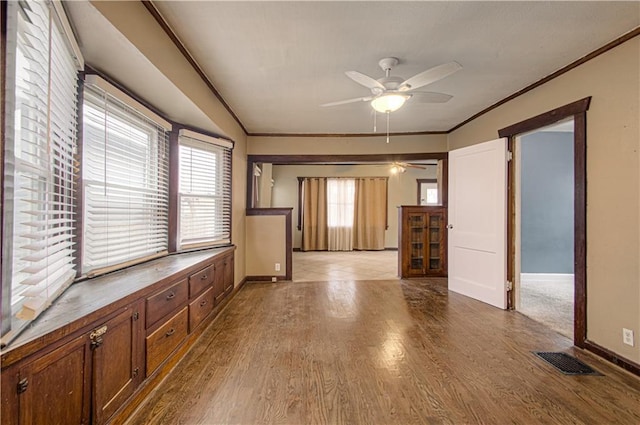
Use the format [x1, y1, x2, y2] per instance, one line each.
[388, 161, 427, 174]
[321, 57, 462, 113]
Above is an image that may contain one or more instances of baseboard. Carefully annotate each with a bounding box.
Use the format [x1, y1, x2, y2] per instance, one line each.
[236, 277, 248, 290]
[583, 340, 640, 377]
[520, 273, 574, 285]
[293, 248, 398, 252]
[245, 275, 288, 282]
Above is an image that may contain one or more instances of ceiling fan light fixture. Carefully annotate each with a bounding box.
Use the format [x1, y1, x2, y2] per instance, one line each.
[390, 164, 406, 174]
[371, 94, 409, 113]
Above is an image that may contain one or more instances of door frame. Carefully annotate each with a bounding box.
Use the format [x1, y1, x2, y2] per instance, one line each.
[498, 97, 590, 348]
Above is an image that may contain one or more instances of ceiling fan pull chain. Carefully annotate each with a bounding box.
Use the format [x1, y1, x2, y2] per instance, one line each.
[373, 110, 377, 132]
[386, 111, 390, 143]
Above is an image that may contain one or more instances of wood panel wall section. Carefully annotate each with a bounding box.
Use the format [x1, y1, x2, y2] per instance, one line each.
[246, 208, 293, 281]
[0, 246, 240, 425]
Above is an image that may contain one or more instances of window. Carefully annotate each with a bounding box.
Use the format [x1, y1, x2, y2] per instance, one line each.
[178, 130, 232, 250]
[418, 179, 439, 206]
[82, 76, 171, 277]
[326, 178, 355, 251]
[2, 0, 83, 336]
[327, 179, 355, 228]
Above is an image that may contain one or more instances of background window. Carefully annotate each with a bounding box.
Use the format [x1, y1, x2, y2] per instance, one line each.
[418, 179, 440, 206]
[327, 178, 355, 228]
[82, 77, 171, 277]
[178, 130, 232, 250]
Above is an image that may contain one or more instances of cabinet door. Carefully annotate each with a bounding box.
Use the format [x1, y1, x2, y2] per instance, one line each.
[212, 260, 225, 305]
[426, 211, 445, 275]
[92, 303, 144, 424]
[223, 255, 234, 295]
[17, 335, 91, 425]
[406, 212, 428, 277]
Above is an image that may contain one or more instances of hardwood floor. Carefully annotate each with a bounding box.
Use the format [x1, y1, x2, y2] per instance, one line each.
[126, 279, 640, 424]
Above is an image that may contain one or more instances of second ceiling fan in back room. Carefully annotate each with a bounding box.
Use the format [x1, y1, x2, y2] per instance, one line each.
[389, 161, 426, 174]
[321, 57, 462, 141]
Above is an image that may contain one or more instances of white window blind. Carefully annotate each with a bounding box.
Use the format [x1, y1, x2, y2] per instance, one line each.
[82, 80, 170, 276]
[3, 0, 83, 327]
[178, 130, 232, 250]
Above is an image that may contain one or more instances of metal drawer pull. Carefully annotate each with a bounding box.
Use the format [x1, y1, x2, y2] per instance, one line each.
[165, 291, 175, 300]
[165, 328, 175, 337]
[200, 300, 208, 307]
[17, 378, 28, 394]
[200, 274, 208, 280]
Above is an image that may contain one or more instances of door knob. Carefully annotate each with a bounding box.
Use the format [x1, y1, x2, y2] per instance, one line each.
[447, 224, 453, 229]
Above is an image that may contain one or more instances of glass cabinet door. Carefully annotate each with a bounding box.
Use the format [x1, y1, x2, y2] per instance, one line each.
[428, 213, 442, 271]
[408, 213, 426, 273]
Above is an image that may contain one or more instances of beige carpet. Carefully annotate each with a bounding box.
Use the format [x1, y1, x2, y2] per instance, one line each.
[519, 276, 574, 339]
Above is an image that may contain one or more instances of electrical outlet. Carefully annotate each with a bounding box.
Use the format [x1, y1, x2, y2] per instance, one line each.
[271, 277, 277, 282]
[275, 263, 281, 272]
[623, 328, 635, 346]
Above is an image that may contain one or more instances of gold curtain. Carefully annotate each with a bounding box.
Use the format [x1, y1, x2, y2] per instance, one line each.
[353, 177, 387, 250]
[301, 178, 328, 251]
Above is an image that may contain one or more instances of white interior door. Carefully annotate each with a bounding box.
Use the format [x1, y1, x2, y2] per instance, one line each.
[448, 138, 508, 309]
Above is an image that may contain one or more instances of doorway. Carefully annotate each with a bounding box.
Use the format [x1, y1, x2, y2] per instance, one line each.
[499, 96, 590, 347]
[514, 120, 575, 339]
[247, 154, 448, 281]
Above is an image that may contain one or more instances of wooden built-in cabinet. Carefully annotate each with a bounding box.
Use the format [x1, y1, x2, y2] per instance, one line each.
[1, 247, 236, 425]
[398, 206, 447, 278]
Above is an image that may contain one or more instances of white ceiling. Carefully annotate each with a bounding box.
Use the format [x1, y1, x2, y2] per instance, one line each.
[69, 1, 639, 136]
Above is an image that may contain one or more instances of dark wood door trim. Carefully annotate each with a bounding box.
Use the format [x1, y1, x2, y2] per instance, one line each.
[498, 97, 591, 138]
[498, 97, 590, 349]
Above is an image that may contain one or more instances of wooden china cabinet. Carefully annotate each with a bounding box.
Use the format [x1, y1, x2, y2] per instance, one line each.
[398, 206, 447, 278]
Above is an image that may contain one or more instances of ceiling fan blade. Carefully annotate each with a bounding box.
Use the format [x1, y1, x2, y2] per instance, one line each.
[320, 96, 372, 107]
[345, 71, 385, 90]
[394, 161, 427, 170]
[409, 91, 453, 104]
[399, 61, 462, 92]
[405, 163, 427, 170]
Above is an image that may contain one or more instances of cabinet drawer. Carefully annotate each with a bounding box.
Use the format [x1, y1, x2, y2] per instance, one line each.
[189, 287, 214, 332]
[188, 264, 214, 297]
[146, 279, 188, 328]
[146, 307, 188, 375]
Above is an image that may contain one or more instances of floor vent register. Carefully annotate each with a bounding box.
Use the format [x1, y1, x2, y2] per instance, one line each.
[533, 352, 602, 376]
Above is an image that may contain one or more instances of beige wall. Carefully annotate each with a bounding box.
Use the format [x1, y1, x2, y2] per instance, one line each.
[248, 134, 447, 155]
[245, 215, 287, 276]
[270, 164, 438, 248]
[92, 1, 248, 286]
[449, 38, 640, 363]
